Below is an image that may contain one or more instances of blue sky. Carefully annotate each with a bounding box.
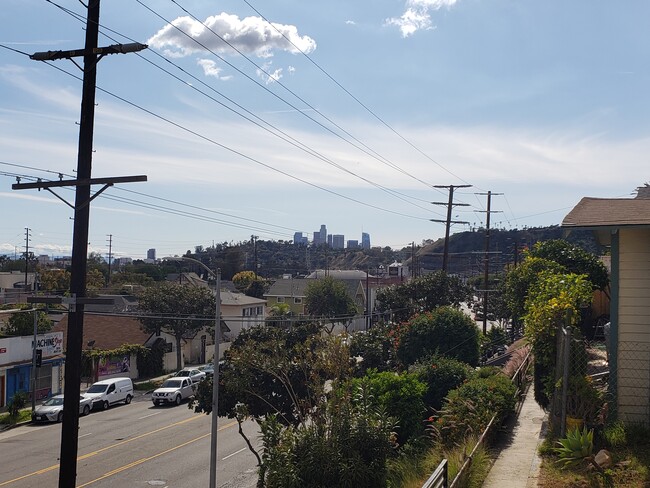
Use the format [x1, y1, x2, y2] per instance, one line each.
[1, 0, 647, 260]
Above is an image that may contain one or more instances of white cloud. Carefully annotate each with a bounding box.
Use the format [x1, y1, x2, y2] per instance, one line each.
[387, 0, 459, 37]
[196, 59, 232, 80]
[345, 20, 356, 25]
[256, 61, 283, 84]
[148, 13, 316, 59]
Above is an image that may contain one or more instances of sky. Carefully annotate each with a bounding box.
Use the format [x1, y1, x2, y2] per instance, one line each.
[1, 0, 648, 260]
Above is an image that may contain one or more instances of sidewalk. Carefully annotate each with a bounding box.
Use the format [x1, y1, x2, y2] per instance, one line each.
[483, 383, 547, 488]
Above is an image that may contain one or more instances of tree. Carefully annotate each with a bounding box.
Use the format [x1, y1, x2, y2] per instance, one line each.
[523, 271, 593, 409]
[376, 271, 471, 323]
[86, 268, 106, 291]
[4, 306, 53, 336]
[503, 256, 565, 327]
[190, 323, 353, 487]
[528, 240, 609, 293]
[232, 271, 257, 292]
[304, 276, 358, 333]
[40, 269, 70, 293]
[266, 303, 293, 328]
[137, 282, 215, 370]
[394, 306, 480, 367]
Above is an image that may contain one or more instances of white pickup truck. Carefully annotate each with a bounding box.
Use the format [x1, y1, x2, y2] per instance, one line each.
[151, 377, 195, 406]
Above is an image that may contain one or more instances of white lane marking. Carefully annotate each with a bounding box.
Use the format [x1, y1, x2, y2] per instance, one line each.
[138, 412, 162, 420]
[222, 447, 247, 460]
[79, 433, 93, 438]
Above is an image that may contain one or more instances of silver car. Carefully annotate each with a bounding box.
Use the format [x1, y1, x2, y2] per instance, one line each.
[32, 394, 93, 422]
[174, 368, 206, 383]
[152, 377, 194, 406]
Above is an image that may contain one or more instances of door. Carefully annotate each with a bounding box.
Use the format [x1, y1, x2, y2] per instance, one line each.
[0, 375, 4, 408]
[200, 335, 206, 364]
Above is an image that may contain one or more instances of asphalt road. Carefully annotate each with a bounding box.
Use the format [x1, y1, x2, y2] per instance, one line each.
[0, 391, 259, 488]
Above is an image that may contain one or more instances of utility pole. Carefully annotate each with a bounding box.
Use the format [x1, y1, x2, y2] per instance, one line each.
[476, 191, 503, 334]
[251, 235, 258, 275]
[24, 227, 31, 292]
[106, 234, 112, 286]
[431, 185, 471, 272]
[12, 3, 147, 486]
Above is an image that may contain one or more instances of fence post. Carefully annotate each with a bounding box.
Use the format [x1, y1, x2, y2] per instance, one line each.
[560, 327, 571, 437]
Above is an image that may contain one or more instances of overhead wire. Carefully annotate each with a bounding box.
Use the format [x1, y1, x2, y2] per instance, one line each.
[239, 0, 482, 195]
[38, 0, 442, 220]
[141, 0, 448, 206]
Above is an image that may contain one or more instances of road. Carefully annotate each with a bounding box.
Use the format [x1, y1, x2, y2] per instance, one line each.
[0, 392, 259, 488]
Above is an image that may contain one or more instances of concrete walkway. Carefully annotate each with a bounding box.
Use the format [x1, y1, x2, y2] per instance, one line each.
[483, 383, 547, 488]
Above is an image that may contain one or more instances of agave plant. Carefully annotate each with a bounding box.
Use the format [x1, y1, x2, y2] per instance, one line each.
[553, 426, 594, 467]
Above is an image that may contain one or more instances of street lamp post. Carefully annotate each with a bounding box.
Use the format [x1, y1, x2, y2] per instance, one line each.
[165, 256, 221, 488]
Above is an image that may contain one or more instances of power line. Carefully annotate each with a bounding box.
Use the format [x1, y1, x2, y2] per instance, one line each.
[240, 0, 481, 192]
[141, 0, 454, 202]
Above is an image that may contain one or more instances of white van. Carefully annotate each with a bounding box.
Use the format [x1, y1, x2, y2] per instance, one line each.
[85, 377, 134, 410]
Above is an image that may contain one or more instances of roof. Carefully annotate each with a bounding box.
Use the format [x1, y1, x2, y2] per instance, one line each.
[562, 197, 650, 229]
[165, 272, 209, 288]
[53, 314, 151, 351]
[220, 290, 266, 306]
[264, 279, 311, 298]
[306, 270, 369, 280]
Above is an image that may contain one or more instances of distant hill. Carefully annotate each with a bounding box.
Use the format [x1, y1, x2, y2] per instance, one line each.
[187, 225, 600, 279]
[412, 225, 600, 276]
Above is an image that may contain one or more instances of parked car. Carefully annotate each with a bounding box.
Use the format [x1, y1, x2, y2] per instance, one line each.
[84, 377, 134, 410]
[199, 363, 214, 377]
[174, 368, 206, 383]
[152, 377, 194, 406]
[32, 394, 93, 422]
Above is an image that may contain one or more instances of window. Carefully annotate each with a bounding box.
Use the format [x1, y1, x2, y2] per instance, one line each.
[294, 297, 302, 304]
[257, 306, 263, 315]
[277, 297, 285, 303]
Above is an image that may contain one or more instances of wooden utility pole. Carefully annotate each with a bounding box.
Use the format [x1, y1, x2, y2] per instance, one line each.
[431, 185, 471, 272]
[476, 191, 502, 334]
[13, 3, 147, 486]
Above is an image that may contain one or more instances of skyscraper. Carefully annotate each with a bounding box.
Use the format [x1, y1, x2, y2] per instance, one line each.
[147, 248, 156, 261]
[361, 232, 371, 249]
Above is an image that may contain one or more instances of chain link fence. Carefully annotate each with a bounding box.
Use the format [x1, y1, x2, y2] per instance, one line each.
[551, 326, 650, 436]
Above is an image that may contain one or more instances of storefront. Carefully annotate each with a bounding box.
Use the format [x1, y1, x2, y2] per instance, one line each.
[0, 332, 65, 406]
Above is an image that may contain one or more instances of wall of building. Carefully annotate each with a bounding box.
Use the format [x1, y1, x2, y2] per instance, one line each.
[617, 228, 650, 423]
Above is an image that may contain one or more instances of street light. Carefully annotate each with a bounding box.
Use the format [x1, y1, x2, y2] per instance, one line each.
[164, 256, 221, 488]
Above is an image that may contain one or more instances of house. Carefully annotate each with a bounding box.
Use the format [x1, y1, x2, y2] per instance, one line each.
[264, 278, 310, 316]
[219, 290, 266, 340]
[265, 271, 371, 332]
[562, 184, 650, 424]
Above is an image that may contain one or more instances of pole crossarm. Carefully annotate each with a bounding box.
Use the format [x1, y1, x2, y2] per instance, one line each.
[30, 43, 147, 61]
[12, 175, 147, 190]
[431, 201, 470, 206]
[13, 175, 147, 210]
[430, 219, 470, 225]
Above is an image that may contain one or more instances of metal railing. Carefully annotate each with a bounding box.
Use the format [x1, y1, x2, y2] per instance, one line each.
[422, 459, 448, 488]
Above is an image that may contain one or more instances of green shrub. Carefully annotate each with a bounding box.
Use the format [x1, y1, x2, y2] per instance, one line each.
[602, 421, 626, 448]
[350, 323, 395, 375]
[553, 426, 594, 467]
[8, 391, 27, 418]
[395, 307, 480, 367]
[261, 386, 395, 488]
[350, 370, 427, 445]
[410, 355, 474, 411]
[431, 374, 516, 446]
